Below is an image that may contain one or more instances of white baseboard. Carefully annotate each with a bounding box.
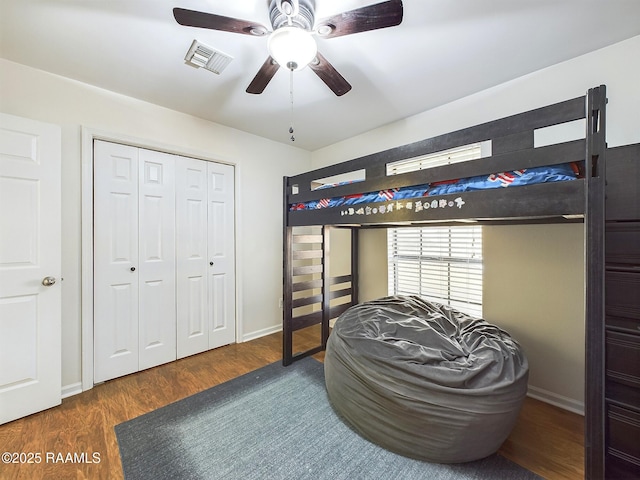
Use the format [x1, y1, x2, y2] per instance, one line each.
[241, 324, 282, 343]
[61, 382, 83, 399]
[527, 385, 584, 415]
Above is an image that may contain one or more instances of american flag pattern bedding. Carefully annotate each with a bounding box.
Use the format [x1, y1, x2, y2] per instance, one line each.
[290, 164, 578, 211]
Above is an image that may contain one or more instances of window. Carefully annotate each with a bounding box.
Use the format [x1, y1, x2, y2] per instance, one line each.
[387, 226, 483, 317]
[386, 143, 488, 174]
[386, 143, 485, 317]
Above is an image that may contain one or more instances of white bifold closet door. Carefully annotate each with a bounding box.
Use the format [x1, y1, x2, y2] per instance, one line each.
[176, 158, 235, 358]
[94, 141, 177, 383]
[93, 140, 235, 383]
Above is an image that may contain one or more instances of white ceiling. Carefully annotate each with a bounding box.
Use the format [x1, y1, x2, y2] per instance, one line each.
[1, 1, 639, 151]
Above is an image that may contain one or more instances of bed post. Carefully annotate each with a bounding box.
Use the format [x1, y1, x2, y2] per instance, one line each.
[283, 176, 294, 365]
[584, 85, 606, 480]
[351, 228, 359, 304]
[322, 225, 331, 349]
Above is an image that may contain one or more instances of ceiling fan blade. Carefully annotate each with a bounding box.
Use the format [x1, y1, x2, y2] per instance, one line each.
[316, 0, 403, 39]
[173, 8, 270, 36]
[246, 57, 280, 94]
[308, 51, 352, 96]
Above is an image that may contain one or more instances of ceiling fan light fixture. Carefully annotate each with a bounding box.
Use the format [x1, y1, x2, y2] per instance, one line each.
[267, 26, 317, 71]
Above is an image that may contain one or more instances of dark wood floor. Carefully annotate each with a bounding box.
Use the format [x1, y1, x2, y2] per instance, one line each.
[0, 328, 584, 480]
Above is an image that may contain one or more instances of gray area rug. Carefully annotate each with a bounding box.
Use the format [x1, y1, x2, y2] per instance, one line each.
[116, 357, 541, 479]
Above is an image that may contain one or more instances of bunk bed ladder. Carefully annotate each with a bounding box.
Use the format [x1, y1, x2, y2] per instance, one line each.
[282, 221, 358, 366]
[584, 84, 607, 480]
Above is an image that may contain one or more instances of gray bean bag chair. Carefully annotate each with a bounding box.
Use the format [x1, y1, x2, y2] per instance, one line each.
[324, 295, 529, 463]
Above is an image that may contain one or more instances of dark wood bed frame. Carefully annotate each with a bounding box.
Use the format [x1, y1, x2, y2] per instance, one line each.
[281, 85, 639, 478]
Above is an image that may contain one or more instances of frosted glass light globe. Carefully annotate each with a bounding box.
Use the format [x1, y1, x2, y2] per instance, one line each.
[268, 26, 317, 71]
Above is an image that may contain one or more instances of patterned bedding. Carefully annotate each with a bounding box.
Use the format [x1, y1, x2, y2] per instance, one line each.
[290, 164, 579, 211]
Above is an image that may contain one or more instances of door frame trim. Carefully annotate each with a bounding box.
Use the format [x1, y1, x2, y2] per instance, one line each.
[81, 127, 242, 391]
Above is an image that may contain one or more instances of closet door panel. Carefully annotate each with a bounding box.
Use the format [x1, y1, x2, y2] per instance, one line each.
[94, 141, 139, 383]
[208, 162, 236, 348]
[210, 272, 231, 336]
[138, 149, 176, 370]
[176, 158, 209, 358]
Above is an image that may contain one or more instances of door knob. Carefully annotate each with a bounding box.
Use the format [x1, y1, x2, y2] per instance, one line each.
[210, 262, 214, 266]
[42, 276, 56, 287]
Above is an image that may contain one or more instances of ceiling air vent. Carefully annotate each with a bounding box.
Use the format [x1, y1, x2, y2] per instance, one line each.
[184, 40, 233, 75]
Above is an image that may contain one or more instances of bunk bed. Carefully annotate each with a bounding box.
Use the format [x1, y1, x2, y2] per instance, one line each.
[282, 86, 607, 478]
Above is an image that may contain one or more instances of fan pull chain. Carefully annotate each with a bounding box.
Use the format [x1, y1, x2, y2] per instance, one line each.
[289, 67, 295, 142]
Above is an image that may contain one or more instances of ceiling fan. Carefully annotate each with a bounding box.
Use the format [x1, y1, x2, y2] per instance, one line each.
[173, 0, 404, 96]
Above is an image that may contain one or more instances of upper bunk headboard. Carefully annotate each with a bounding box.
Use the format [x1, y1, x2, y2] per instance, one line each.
[285, 85, 607, 227]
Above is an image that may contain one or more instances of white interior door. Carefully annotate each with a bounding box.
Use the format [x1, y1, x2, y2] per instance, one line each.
[93, 141, 140, 383]
[137, 149, 176, 370]
[176, 158, 209, 358]
[207, 162, 236, 349]
[176, 159, 236, 357]
[0, 113, 61, 425]
[94, 142, 177, 381]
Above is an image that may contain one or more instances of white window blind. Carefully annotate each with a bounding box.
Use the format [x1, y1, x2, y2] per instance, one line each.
[387, 143, 486, 175]
[387, 226, 483, 317]
[387, 143, 484, 317]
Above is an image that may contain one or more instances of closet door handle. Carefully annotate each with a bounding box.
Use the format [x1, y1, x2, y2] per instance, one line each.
[130, 267, 136, 272]
[209, 262, 214, 266]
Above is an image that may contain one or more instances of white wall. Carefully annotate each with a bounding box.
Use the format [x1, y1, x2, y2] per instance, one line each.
[0, 59, 311, 391]
[483, 224, 586, 412]
[358, 230, 388, 302]
[311, 36, 640, 166]
[309, 36, 640, 412]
